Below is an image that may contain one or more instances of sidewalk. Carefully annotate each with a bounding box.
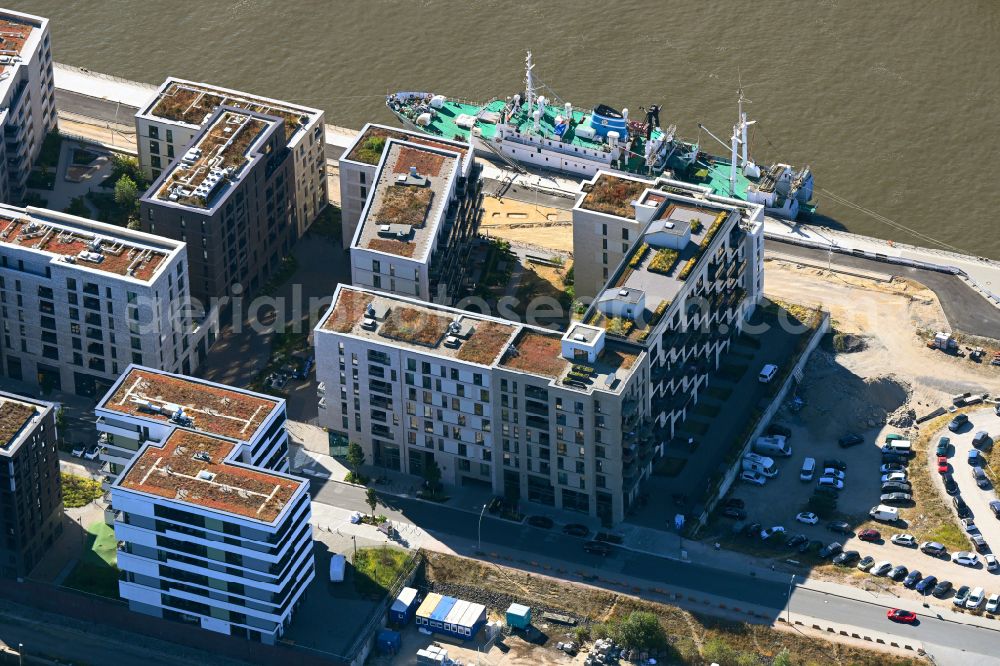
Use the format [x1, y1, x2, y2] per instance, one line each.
[54, 62, 157, 108]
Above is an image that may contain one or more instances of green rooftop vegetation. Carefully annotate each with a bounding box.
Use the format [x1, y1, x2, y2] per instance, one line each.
[379, 306, 451, 346]
[648, 248, 679, 275]
[374, 185, 432, 228]
[352, 135, 388, 165]
[581, 174, 647, 218]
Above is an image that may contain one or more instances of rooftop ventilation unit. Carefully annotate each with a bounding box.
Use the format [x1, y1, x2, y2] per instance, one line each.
[76, 251, 104, 263]
[196, 470, 216, 482]
[573, 333, 587, 342]
[361, 317, 377, 330]
[193, 451, 212, 463]
[618, 289, 629, 297]
[443, 336, 461, 348]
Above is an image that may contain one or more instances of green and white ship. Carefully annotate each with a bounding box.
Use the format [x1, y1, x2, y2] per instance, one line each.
[387, 52, 814, 219]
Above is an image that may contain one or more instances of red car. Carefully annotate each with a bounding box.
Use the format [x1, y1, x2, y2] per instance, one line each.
[887, 608, 917, 624]
[858, 529, 881, 542]
[938, 462, 949, 474]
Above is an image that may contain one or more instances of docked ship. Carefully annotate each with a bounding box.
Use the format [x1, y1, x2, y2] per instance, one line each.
[386, 52, 814, 219]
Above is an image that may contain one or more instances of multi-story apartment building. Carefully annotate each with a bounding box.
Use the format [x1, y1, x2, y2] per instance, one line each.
[0, 391, 61, 579]
[139, 107, 296, 304]
[112, 427, 314, 644]
[0, 203, 198, 397]
[349, 138, 480, 302]
[338, 123, 473, 248]
[95, 365, 290, 488]
[135, 77, 326, 238]
[315, 173, 763, 524]
[0, 8, 56, 204]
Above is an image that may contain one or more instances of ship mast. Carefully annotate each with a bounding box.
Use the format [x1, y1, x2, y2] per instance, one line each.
[737, 87, 754, 166]
[524, 51, 536, 111]
[729, 123, 740, 197]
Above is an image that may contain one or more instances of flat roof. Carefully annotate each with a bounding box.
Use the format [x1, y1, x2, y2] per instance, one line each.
[150, 108, 280, 211]
[117, 429, 302, 523]
[352, 139, 460, 261]
[142, 78, 321, 144]
[0, 10, 45, 100]
[343, 123, 470, 167]
[0, 392, 46, 453]
[318, 286, 640, 393]
[0, 204, 179, 283]
[100, 366, 281, 442]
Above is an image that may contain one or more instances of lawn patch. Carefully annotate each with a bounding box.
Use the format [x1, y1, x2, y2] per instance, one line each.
[62, 521, 119, 599]
[352, 547, 412, 597]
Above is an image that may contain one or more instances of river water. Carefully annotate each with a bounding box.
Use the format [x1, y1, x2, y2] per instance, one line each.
[11, 0, 1000, 257]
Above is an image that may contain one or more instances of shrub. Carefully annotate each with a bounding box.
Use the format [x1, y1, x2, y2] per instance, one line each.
[678, 257, 697, 280]
[628, 243, 649, 269]
[62, 473, 103, 508]
[605, 317, 634, 337]
[648, 248, 679, 274]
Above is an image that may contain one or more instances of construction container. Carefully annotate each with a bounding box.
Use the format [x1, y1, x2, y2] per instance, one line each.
[390, 586, 418, 625]
[376, 629, 401, 655]
[415, 593, 487, 640]
[505, 603, 531, 629]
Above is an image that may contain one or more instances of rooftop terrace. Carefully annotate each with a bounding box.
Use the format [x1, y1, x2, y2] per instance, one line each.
[320, 287, 640, 392]
[153, 110, 276, 210]
[0, 18, 34, 74]
[118, 429, 301, 523]
[148, 80, 317, 143]
[579, 174, 650, 219]
[0, 213, 170, 282]
[353, 140, 459, 261]
[102, 367, 279, 442]
[0, 396, 38, 451]
[345, 124, 469, 167]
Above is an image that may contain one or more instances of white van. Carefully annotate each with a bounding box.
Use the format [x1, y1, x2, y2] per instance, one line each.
[880, 440, 912, 456]
[966, 587, 986, 610]
[800, 457, 816, 482]
[758, 364, 778, 383]
[869, 505, 899, 522]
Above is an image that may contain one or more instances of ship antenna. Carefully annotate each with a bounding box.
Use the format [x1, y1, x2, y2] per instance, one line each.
[525, 51, 536, 111]
[737, 85, 754, 166]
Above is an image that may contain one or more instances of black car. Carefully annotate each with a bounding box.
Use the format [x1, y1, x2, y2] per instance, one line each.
[991, 500, 1000, 518]
[563, 523, 590, 537]
[766, 423, 792, 439]
[833, 550, 860, 566]
[903, 570, 922, 588]
[971, 535, 990, 554]
[826, 520, 851, 534]
[722, 506, 747, 520]
[527, 515, 554, 529]
[931, 580, 953, 598]
[786, 534, 808, 548]
[920, 541, 948, 557]
[881, 452, 909, 465]
[915, 575, 937, 594]
[888, 565, 909, 581]
[723, 498, 745, 509]
[881, 482, 912, 494]
[838, 433, 864, 448]
[823, 459, 847, 472]
[800, 539, 823, 554]
[972, 430, 993, 451]
[953, 495, 972, 519]
[944, 475, 959, 496]
[744, 522, 763, 537]
[880, 492, 912, 506]
[948, 413, 969, 432]
[583, 540, 612, 556]
[819, 541, 843, 558]
[815, 487, 840, 500]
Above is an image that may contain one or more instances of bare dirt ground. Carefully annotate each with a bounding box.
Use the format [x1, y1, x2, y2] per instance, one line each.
[480, 196, 574, 254]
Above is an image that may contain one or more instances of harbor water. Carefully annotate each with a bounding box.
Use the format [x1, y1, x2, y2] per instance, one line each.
[10, 0, 1000, 258]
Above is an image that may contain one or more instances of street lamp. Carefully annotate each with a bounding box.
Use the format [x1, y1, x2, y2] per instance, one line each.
[477, 503, 488, 552]
[18, 643, 23, 666]
[786, 574, 795, 624]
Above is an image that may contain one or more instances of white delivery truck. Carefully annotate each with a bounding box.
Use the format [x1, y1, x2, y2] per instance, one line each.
[742, 452, 778, 478]
[753, 435, 792, 457]
[869, 505, 899, 523]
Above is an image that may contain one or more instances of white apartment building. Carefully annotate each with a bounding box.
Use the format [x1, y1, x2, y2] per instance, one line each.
[95, 365, 290, 488]
[315, 174, 764, 525]
[338, 123, 473, 248]
[0, 8, 56, 203]
[0, 203, 198, 397]
[134, 77, 327, 238]
[349, 138, 479, 302]
[112, 427, 314, 644]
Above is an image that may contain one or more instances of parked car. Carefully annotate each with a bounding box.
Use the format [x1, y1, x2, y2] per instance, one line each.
[938, 459, 950, 474]
[744, 522, 763, 538]
[886, 608, 917, 624]
[818, 477, 844, 490]
[800, 457, 816, 481]
[838, 433, 864, 448]
[722, 506, 747, 520]
[822, 468, 846, 481]
[858, 529, 881, 543]
[819, 542, 843, 558]
[760, 526, 786, 540]
[932, 580, 953, 598]
[992, 499, 1000, 519]
[800, 539, 823, 554]
[823, 459, 848, 471]
[889, 565, 909, 581]
[563, 524, 590, 537]
[583, 540, 612, 556]
[724, 498, 745, 509]
[880, 463, 906, 474]
[741, 470, 766, 486]
[833, 550, 861, 566]
[985, 553, 998, 571]
[881, 452, 909, 465]
[795, 512, 819, 525]
[943, 475, 959, 495]
[952, 551, 979, 567]
[891, 533, 917, 547]
[962, 518, 978, 534]
[71, 443, 86, 458]
[815, 487, 840, 500]
[953, 495, 972, 519]
[83, 445, 100, 460]
[881, 471, 907, 484]
[971, 535, 989, 554]
[880, 493, 912, 506]
[857, 555, 876, 571]
[948, 414, 969, 432]
[972, 466, 991, 489]
[968, 449, 982, 465]
[870, 561, 893, 576]
[786, 534, 808, 548]
[920, 541, 948, 557]
[903, 570, 922, 588]
[986, 594, 1000, 614]
[766, 423, 792, 439]
[915, 575, 937, 594]
[953, 585, 971, 607]
[972, 431, 993, 450]
[527, 516, 554, 529]
[936, 436, 951, 456]
[758, 364, 778, 382]
[827, 520, 851, 534]
[881, 481, 912, 494]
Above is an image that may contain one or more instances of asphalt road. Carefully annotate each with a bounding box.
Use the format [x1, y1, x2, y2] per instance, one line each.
[55, 88, 138, 124]
[310, 478, 1000, 659]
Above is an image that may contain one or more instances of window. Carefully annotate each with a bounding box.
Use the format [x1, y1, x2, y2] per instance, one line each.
[148, 126, 159, 140]
[149, 139, 160, 154]
[166, 129, 173, 142]
[151, 155, 162, 169]
[622, 228, 629, 240]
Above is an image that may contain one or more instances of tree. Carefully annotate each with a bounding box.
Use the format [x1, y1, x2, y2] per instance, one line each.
[64, 196, 90, 218]
[114, 174, 140, 214]
[423, 459, 442, 492]
[55, 407, 67, 445]
[365, 487, 379, 518]
[772, 649, 793, 666]
[126, 216, 141, 230]
[346, 442, 365, 481]
[111, 153, 146, 188]
[609, 611, 668, 652]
